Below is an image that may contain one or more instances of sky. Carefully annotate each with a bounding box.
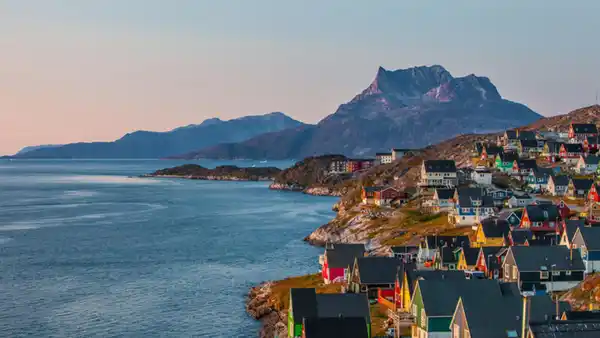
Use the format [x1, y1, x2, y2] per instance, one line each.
[1, 1, 600, 155]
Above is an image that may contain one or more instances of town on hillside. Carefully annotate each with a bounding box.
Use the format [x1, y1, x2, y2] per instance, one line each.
[283, 122, 600, 338]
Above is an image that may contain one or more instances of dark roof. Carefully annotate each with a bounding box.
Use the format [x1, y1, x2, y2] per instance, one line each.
[571, 178, 594, 191]
[498, 209, 523, 221]
[546, 141, 564, 153]
[315, 293, 371, 320]
[564, 220, 586, 242]
[562, 310, 600, 320]
[497, 152, 519, 162]
[571, 123, 598, 134]
[551, 175, 570, 187]
[528, 235, 559, 246]
[302, 317, 369, 338]
[516, 159, 538, 170]
[563, 143, 584, 153]
[509, 246, 586, 271]
[390, 246, 419, 255]
[519, 130, 537, 140]
[509, 229, 534, 245]
[405, 269, 465, 296]
[362, 186, 384, 193]
[423, 160, 457, 173]
[434, 188, 455, 200]
[587, 136, 599, 145]
[440, 246, 459, 263]
[584, 155, 600, 165]
[290, 288, 318, 320]
[355, 257, 404, 284]
[424, 235, 470, 249]
[456, 187, 494, 208]
[480, 247, 505, 270]
[419, 279, 514, 317]
[481, 218, 511, 238]
[505, 130, 518, 139]
[484, 145, 504, 156]
[577, 227, 600, 251]
[520, 139, 540, 148]
[529, 320, 600, 337]
[461, 247, 481, 266]
[532, 167, 554, 179]
[325, 244, 365, 269]
[375, 152, 392, 156]
[524, 204, 560, 222]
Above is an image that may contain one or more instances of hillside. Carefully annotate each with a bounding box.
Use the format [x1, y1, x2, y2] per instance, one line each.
[183, 65, 541, 160]
[15, 112, 307, 159]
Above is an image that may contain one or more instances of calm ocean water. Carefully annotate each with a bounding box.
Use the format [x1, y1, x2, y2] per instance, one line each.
[0, 159, 335, 337]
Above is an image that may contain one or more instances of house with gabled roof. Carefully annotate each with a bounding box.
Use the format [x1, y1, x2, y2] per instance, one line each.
[435, 246, 460, 270]
[320, 243, 365, 284]
[507, 194, 534, 208]
[576, 155, 600, 174]
[589, 203, 600, 225]
[520, 204, 561, 233]
[498, 209, 523, 229]
[389, 245, 418, 262]
[472, 218, 510, 248]
[394, 269, 465, 313]
[375, 152, 393, 165]
[419, 160, 457, 188]
[474, 246, 505, 279]
[502, 246, 585, 293]
[456, 247, 482, 271]
[560, 143, 585, 165]
[542, 141, 565, 163]
[567, 178, 594, 198]
[480, 144, 503, 161]
[288, 288, 371, 338]
[450, 187, 495, 226]
[588, 183, 600, 203]
[495, 152, 519, 173]
[301, 317, 369, 338]
[569, 123, 598, 142]
[584, 135, 600, 153]
[452, 290, 568, 338]
[520, 139, 543, 156]
[559, 219, 586, 248]
[512, 159, 538, 180]
[527, 167, 554, 192]
[547, 175, 570, 196]
[572, 226, 600, 273]
[418, 235, 470, 264]
[432, 188, 455, 213]
[349, 256, 405, 299]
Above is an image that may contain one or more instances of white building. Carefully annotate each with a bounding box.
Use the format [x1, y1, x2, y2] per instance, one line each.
[576, 155, 599, 175]
[471, 167, 492, 185]
[419, 160, 458, 187]
[375, 152, 393, 165]
[391, 148, 415, 161]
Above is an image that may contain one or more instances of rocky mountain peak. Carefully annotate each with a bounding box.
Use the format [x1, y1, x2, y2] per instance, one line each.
[424, 74, 501, 102]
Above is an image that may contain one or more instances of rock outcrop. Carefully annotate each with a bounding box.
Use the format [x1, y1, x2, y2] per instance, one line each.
[146, 164, 281, 181]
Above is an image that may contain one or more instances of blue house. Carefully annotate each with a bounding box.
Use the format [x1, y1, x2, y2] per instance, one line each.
[450, 188, 495, 227]
[572, 227, 600, 274]
[526, 167, 553, 192]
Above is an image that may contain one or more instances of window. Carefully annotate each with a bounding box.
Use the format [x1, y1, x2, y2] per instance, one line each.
[540, 271, 549, 279]
[421, 309, 426, 329]
[412, 304, 417, 317]
[552, 270, 560, 276]
[512, 266, 518, 279]
[566, 271, 572, 276]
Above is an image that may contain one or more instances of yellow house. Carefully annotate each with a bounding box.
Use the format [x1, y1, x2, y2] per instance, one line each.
[456, 247, 480, 270]
[471, 221, 509, 248]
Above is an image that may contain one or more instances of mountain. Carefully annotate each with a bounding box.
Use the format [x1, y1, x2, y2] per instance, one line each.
[15, 112, 306, 158]
[16, 144, 63, 155]
[181, 65, 541, 160]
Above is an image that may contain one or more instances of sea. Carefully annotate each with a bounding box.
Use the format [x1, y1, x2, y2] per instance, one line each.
[0, 159, 336, 337]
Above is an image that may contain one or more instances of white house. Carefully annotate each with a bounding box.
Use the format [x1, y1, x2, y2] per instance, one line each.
[432, 188, 455, 213]
[471, 167, 492, 185]
[547, 175, 570, 196]
[572, 227, 600, 274]
[507, 194, 534, 208]
[576, 155, 599, 175]
[419, 160, 458, 187]
[391, 148, 413, 161]
[375, 152, 393, 165]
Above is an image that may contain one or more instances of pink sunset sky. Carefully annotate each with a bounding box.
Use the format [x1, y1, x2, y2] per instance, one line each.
[1, 1, 600, 155]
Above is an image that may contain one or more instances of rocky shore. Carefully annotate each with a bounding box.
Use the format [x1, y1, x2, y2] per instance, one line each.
[144, 164, 281, 181]
[268, 182, 343, 196]
[246, 282, 287, 338]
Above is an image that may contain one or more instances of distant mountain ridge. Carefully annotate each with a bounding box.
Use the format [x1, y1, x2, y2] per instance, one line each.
[16, 112, 306, 158]
[16, 144, 63, 155]
[180, 65, 542, 160]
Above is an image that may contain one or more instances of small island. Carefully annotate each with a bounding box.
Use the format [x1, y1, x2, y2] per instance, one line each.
[145, 164, 282, 181]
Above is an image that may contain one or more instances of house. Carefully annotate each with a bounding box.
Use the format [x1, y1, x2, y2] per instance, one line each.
[412, 279, 521, 338]
[520, 139, 543, 155]
[589, 203, 600, 225]
[506, 228, 535, 246]
[373, 187, 400, 207]
[375, 152, 393, 165]
[432, 188, 455, 213]
[547, 175, 570, 196]
[301, 317, 369, 338]
[288, 288, 371, 338]
[559, 144, 585, 165]
[497, 209, 523, 229]
[361, 186, 381, 204]
[479, 144, 503, 160]
[576, 155, 599, 174]
[584, 136, 600, 153]
[556, 199, 571, 219]
[474, 246, 505, 279]
[560, 310, 600, 321]
[507, 194, 534, 208]
[502, 246, 586, 293]
[391, 191, 411, 206]
[329, 159, 348, 173]
[349, 256, 405, 299]
[456, 247, 482, 271]
[589, 183, 600, 203]
[395, 269, 466, 313]
[520, 204, 561, 233]
[571, 226, 600, 273]
[527, 167, 554, 192]
[391, 148, 416, 161]
[495, 152, 519, 173]
[433, 246, 461, 270]
[347, 159, 375, 173]
[472, 218, 510, 247]
[542, 141, 564, 162]
[567, 178, 594, 198]
[569, 123, 598, 142]
[418, 235, 470, 264]
[450, 188, 495, 226]
[470, 167, 492, 185]
[389, 245, 419, 262]
[513, 159, 538, 179]
[419, 160, 458, 188]
[320, 243, 365, 284]
[452, 290, 568, 338]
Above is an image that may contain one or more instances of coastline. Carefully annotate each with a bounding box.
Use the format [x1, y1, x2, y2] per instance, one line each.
[143, 174, 274, 181]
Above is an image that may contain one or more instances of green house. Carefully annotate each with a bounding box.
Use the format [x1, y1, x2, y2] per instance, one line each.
[494, 152, 518, 173]
[288, 288, 371, 338]
[410, 278, 510, 338]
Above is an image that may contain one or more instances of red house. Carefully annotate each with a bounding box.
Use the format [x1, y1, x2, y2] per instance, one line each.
[520, 204, 561, 233]
[559, 143, 584, 163]
[584, 136, 599, 153]
[569, 123, 598, 142]
[475, 247, 505, 279]
[346, 160, 362, 173]
[589, 184, 600, 203]
[556, 200, 571, 220]
[320, 243, 365, 284]
[374, 187, 401, 207]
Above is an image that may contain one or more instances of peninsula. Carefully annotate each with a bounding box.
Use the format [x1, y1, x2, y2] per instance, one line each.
[145, 164, 282, 181]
